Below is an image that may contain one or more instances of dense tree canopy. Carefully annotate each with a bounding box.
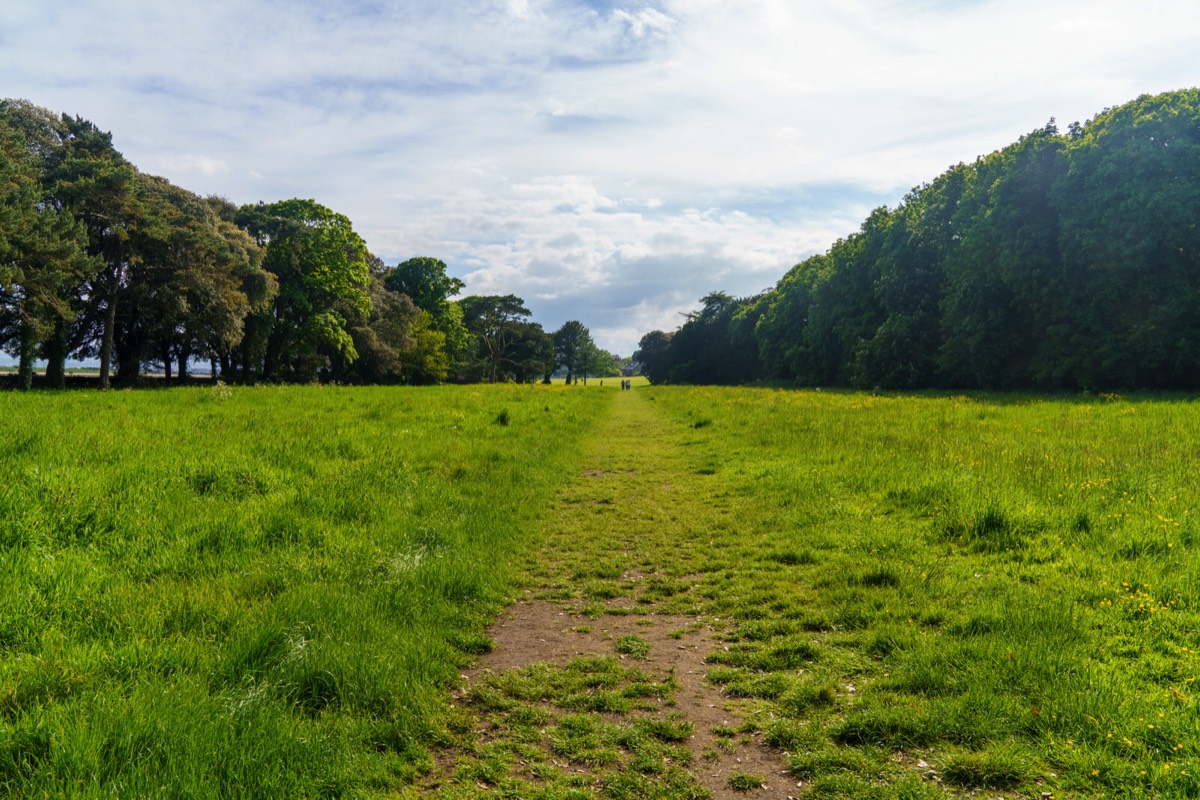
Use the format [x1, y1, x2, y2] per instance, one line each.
[458, 294, 553, 383]
[551, 319, 621, 383]
[553, 320, 593, 384]
[383, 256, 470, 373]
[0, 100, 567, 389]
[0, 109, 92, 390]
[233, 198, 372, 382]
[641, 89, 1200, 391]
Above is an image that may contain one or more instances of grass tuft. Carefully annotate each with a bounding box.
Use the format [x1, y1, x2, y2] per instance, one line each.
[727, 771, 764, 791]
[940, 746, 1029, 789]
[615, 635, 651, 659]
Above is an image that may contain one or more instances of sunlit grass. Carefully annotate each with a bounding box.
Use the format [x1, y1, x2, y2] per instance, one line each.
[0, 383, 610, 797]
[639, 387, 1200, 798]
[512, 386, 1200, 799]
[7, 383, 1200, 798]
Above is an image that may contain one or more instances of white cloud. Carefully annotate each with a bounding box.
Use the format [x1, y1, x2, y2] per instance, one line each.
[155, 155, 230, 177]
[612, 7, 676, 39]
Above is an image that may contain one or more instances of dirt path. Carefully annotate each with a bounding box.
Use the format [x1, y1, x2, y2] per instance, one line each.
[417, 389, 799, 799]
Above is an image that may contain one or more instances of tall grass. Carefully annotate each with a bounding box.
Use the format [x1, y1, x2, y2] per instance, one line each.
[642, 388, 1200, 798]
[0, 384, 609, 797]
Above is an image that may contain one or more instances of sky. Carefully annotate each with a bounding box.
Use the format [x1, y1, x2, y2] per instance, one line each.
[2, 0, 1198, 356]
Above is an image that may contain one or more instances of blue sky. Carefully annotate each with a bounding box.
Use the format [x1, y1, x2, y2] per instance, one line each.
[3, 0, 1199, 355]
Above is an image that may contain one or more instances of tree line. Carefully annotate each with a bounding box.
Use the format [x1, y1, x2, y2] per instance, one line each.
[636, 89, 1200, 391]
[0, 99, 624, 389]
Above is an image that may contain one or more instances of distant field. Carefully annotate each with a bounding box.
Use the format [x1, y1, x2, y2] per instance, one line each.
[547, 375, 649, 388]
[3, 384, 1198, 798]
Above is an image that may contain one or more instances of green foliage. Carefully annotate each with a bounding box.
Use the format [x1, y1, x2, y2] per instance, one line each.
[0, 106, 92, 390]
[554, 319, 593, 383]
[634, 329, 672, 384]
[0, 98, 494, 389]
[0, 100, 135, 389]
[658, 292, 763, 385]
[384, 256, 464, 316]
[383, 257, 469, 377]
[236, 198, 371, 382]
[458, 294, 552, 383]
[653, 89, 1200, 391]
[113, 174, 274, 385]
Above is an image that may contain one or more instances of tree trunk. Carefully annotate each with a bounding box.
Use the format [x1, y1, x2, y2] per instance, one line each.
[263, 327, 284, 382]
[114, 328, 141, 386]
[98, 250, 123, 391]
[178, 345, 190, 383]
[44, 315, 68, 390]
[239, 347, 252, 384]
[17, 317, 37, 391]
[162, 342, 173, 382]
[99, 293, 116, 390]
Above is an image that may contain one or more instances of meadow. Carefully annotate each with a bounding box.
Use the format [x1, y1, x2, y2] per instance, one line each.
[0, 384, 611, 797]
[587, 388, 1200, 798]
[424, 387, 1200, 799]
[2, 383, 1199, 799]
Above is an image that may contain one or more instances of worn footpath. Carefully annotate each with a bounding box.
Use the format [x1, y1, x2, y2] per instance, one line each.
[414, 388, 799, 799]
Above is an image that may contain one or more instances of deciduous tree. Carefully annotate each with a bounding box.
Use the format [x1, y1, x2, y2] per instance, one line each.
[237, 199, 371, 382]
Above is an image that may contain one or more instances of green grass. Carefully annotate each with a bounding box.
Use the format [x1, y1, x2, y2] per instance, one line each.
[655, 388, 1200, 798]
[8, 383, 1200, 798]
[726, 771, 764, 791]
[507, 387, 1200, 799]
[0, 383, 610, 797]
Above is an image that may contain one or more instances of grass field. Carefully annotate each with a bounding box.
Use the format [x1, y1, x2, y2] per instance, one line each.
[3, 384, 1199, 798]
[0, 384, 611, 797]
[635, 388, 1200, 798]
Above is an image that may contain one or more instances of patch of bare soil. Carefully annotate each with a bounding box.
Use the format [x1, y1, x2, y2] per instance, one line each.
[450, 598, 798, 800]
